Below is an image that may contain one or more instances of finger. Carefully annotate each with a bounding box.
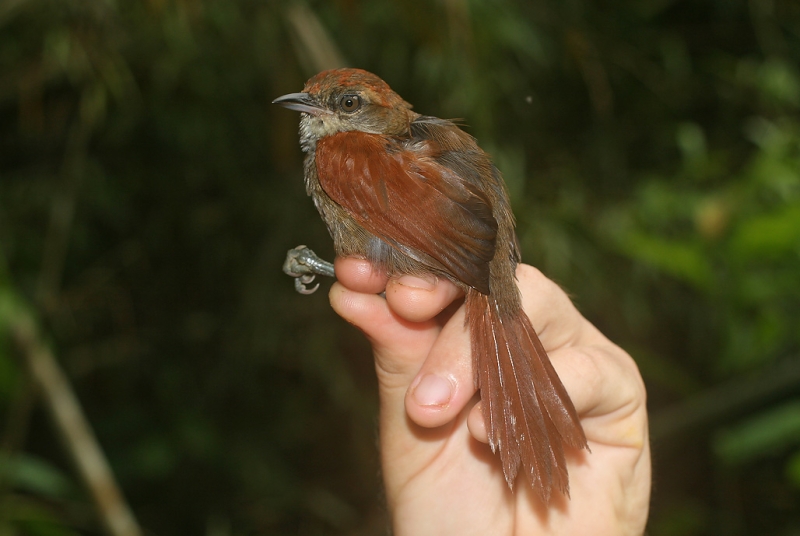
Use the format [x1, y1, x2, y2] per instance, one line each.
[549, 341, 648, 449]
[404, 305, 478, 428]
[466, 343, 648, 449]
[552, 340, 647, 416]
[467, 401, 489, 443]
[385, 275, 464, 323]
[329, 281, 440, 383]
[334, 257, 388, 294]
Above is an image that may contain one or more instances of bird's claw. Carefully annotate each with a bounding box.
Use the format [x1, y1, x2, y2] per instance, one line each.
[294, 274, 320, 295]
[283, 245, 335, 295]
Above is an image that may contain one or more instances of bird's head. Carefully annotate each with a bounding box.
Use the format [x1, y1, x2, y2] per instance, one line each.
[273, 68, 415, 151]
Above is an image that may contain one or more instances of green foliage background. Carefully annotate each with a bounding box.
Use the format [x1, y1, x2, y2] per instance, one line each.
[1, 0, 799, 534]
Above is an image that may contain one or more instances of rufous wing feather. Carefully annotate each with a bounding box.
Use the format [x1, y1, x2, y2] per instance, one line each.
[315, 131, 497, 293]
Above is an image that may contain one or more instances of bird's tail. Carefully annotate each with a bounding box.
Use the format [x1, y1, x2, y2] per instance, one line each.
[466, 289, 588, 502]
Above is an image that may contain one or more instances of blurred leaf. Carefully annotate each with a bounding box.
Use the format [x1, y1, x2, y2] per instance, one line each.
[786, 449, 800, 489]
[714, 400, 800, 466]
[620, 232, 712, 289]
[677, 122, 707, 165]
[0, 452, 75, 499]
[729, 203, 800, 261]
[0, 284, 23, 400]
[757, 58, 800, 107]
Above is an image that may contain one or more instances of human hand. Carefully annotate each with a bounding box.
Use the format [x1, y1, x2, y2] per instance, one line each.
[329, 257, 651, 536]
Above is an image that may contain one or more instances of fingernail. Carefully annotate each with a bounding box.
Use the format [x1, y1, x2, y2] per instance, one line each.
[396, 274, 437, 291]
[412, 374, 452, 407]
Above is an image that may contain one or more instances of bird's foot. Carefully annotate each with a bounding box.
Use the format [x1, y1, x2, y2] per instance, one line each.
[283, 245, 335, 294]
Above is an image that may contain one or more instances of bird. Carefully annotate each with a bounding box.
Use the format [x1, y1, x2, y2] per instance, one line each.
[273, 68, 588, 502]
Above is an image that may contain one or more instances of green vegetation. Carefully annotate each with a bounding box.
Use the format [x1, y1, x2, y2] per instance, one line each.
[1, 0, 798, 534]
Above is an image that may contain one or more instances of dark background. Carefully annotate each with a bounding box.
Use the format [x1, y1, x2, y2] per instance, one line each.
[1, 0, 799, 534]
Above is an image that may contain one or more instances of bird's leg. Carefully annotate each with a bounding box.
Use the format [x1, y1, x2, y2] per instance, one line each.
[283, 245, 335, 294]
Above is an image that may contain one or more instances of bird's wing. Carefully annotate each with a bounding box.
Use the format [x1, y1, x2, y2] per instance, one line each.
[315, 130, 498, 293]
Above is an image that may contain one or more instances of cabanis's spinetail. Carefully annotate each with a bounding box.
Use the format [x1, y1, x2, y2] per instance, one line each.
[274, 68, 588, 501]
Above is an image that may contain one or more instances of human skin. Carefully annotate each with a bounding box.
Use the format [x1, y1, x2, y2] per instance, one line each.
[328, 257, 651, 536]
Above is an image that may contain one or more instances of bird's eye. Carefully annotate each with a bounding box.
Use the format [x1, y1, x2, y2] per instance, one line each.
[339, 95, 362, 113]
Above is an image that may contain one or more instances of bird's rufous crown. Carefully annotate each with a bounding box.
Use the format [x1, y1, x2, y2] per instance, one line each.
[303, 68, 411, 109]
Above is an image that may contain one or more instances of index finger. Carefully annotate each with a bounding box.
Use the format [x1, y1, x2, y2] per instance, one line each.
[334, 257, 387, 293]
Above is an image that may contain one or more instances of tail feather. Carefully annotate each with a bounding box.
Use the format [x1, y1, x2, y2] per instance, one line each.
[467, 289, 587, 501]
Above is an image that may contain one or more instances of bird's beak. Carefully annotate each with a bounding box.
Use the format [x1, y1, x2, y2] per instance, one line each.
[272, 92, 330, 115]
